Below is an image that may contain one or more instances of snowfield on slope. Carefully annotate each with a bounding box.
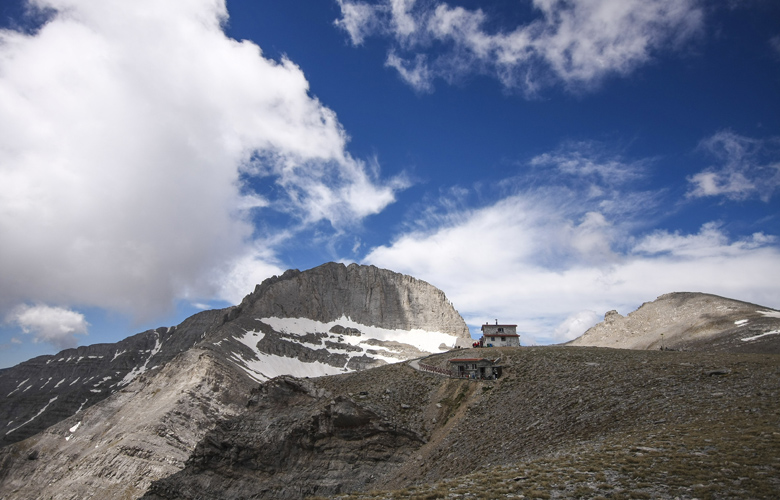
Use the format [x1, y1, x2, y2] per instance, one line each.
[259, 315, 457, 353]
[226, 315, 458, 382]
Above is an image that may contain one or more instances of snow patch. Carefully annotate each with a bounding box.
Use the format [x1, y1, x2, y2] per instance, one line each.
[757, 310, 780, 319]
[75, 398, 88, 413]
[259, 315, 457, 353]
[5, 396, 58, 435]
[741, 330, 780, 342]
[111, 350, 126, 361]
[69, 421, 81, 433]
[117, 333, 163, 386]
[7, 378, 30, 397]
[227, 317, 458, 383]
[93, 376, 113, 387]
[228, 349, 346, 383]
[735, 319, 749, 326]
[53, 378, 66, 389]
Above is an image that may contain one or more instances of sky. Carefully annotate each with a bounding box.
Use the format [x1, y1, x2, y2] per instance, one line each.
[1, 0, 779, 368]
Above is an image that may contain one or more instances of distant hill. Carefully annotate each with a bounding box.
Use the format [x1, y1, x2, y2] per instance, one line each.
[568, 292, 780, 353]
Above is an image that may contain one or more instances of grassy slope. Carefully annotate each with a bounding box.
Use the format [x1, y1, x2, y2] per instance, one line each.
[313, 346, 780, 500]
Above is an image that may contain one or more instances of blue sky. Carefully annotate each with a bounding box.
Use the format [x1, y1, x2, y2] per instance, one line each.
[1, 0, 779, 368]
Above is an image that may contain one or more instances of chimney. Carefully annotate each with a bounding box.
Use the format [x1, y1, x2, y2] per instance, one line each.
[495, 319, 498, 325]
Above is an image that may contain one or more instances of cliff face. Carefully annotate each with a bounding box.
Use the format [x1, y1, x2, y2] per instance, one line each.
[568, 292, 780, 353]
[239, 262, 470, 338]
[144, 376, 425, 500]
[0, 263, 471, 500]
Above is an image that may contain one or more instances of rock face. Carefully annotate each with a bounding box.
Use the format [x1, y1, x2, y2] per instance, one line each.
[144, 376, 425, 500]
[0, 262, 470, 500]
[568, 292, 780, 353]
[239, 263, 470, 337]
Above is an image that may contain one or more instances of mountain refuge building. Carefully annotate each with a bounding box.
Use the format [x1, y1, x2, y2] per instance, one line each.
[448, 358, 502, 379]
[480, 321, 520, 347]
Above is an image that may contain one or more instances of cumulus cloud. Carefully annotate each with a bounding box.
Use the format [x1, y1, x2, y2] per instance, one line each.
[364, 146, 780, 344]
[335, 0, 703, 93]
[687, 131, 780, 202]
[554, 311, 601, 343]
[0, 0, 403, 324]
[6, 305, 89, 349]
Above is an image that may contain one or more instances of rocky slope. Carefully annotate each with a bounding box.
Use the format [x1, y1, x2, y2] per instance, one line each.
[144, 346, 780, 499]
[568, 292, 780, 353]
[0, 349, 254, 499]
[0, 262, 469, 500]
[0, 308, 229, 447]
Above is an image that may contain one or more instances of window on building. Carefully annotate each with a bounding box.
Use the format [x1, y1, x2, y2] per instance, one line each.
[490, 337, 495, 341]
[501, 337, 506, 341]
[498, 327, 504, 333]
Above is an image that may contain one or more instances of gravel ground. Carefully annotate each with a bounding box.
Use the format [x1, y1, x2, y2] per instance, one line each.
[314, 346, 780, 500]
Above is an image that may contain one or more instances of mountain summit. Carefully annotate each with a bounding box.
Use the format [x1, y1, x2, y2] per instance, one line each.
[0, 263, 470, 499]
[568, 292, 780, 353]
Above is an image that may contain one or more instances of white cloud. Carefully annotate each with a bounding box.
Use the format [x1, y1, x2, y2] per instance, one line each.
[529, 141, 648, 187]
[385, 52, 434, 92]
[554, 310, 601, 343]
[335, 0, 703, 93]
[0, 0, 403, 322]
[365, 148, 780, 345]
[213, 244, 287, 305]
[6, 304, 88, 349]
[334, 0, 379, 45]
[770, 35, 780, 58]
[687, 130, 780, 202]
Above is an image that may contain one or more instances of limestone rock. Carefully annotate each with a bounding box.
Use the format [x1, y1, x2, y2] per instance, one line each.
[569, 292, 780, 353]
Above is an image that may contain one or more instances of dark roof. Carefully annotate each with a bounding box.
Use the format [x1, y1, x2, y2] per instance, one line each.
[449, 358, 492, 363]
[481, 324, 518, 329]
[482, 333, 520, 337]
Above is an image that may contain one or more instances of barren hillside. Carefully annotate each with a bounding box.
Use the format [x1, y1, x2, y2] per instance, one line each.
[144, 346, 780, 499]
[569, 292, 780, 353]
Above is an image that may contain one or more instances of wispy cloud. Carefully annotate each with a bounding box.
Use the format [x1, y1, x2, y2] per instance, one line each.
[335, 0, 703, 93]
[364, 142, 780, 344]
[0, 0, 403, 324]
[770, 35, 780, 58]
[687, 131, 780, 202]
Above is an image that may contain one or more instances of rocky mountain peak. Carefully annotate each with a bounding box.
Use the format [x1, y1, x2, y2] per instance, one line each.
[569, 292, 780, 353]
[237, 262, 470, 339]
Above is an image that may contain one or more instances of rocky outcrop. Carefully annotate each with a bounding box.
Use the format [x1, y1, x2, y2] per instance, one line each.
[144, 376, 425, 500]
[569, 292, 780, 353]
[238, 263, 470, 339]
